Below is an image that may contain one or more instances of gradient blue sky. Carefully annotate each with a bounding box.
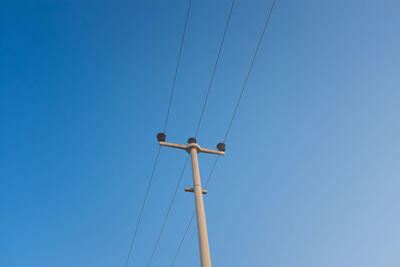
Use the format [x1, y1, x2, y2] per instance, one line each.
[1, 0, 400, 266]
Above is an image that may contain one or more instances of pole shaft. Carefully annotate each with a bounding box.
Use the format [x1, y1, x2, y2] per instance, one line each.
[189, 148, 212, 267]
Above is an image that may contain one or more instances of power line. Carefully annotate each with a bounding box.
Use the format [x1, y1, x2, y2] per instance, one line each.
[146, 1, 235, 265]
[170, 212, 195, 266]
[147, 155, 189, 266]
[125, 147, 161, 267]
[224, 0, 276, 143]
[195, 0, 236, 138]
[163, 0, 193, 134]
[125, 1, 192, 266]
[170, 0, 277, 264]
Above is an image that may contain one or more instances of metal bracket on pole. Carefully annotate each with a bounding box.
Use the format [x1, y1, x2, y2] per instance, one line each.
[185, 187, 207, 194]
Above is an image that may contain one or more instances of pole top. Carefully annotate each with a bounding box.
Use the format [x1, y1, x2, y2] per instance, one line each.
[188, 137, 197, 144]
[216, 142, 225, 152]
[157, 132, 166, 142]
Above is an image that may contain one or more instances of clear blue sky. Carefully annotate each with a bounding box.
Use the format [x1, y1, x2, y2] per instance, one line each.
[1, 0, 399, 266]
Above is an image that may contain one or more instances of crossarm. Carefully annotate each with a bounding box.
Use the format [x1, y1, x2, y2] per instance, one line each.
[199, 147, 225, 156]
[159, 140, 225, 156]
[158, 141, 188, 151]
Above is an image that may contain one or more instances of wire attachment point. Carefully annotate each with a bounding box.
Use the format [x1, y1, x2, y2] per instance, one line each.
[157, 132, 166, 142]
[184, 187, 207, 194]
[217, 142, 225, 152]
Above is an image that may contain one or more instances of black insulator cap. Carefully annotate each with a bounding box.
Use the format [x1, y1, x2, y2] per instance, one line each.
[157, 132, 166, 142]
[188, 137, 197, 144]
[217, 142, 226, 152]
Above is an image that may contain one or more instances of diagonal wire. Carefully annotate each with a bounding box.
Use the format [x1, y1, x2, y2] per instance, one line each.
[194, 0, 236, 138]
[146, 1, 236, 265]
[125, 1, 192, 266]
[163, 0, 193, 134]
[147, 155, 189, 266]
[224, 0, 276, 143]
[170, 0, 277, 265]
[171, 211, 195, 266]
[125, 147, 161, 267]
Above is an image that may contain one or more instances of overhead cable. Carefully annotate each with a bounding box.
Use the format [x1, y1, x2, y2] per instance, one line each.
[195, 0, 236, 138]
[163, 0, 193, 134]
[170, 0, 277, 264]
[147, 156, 189, 266]
[125, 1, 192, 266]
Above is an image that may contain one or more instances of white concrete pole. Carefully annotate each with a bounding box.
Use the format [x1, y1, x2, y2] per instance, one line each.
[157, 134, 225, 267]
[189, 147, 212, 267]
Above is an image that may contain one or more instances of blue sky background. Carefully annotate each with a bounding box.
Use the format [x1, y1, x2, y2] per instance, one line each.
[1, 0, 400, 266]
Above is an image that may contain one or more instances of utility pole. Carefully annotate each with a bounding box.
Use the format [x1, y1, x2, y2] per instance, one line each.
[157, 133, 225, 267]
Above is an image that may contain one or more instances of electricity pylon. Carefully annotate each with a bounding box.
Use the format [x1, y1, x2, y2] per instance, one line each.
[157, 133, 225, 267]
